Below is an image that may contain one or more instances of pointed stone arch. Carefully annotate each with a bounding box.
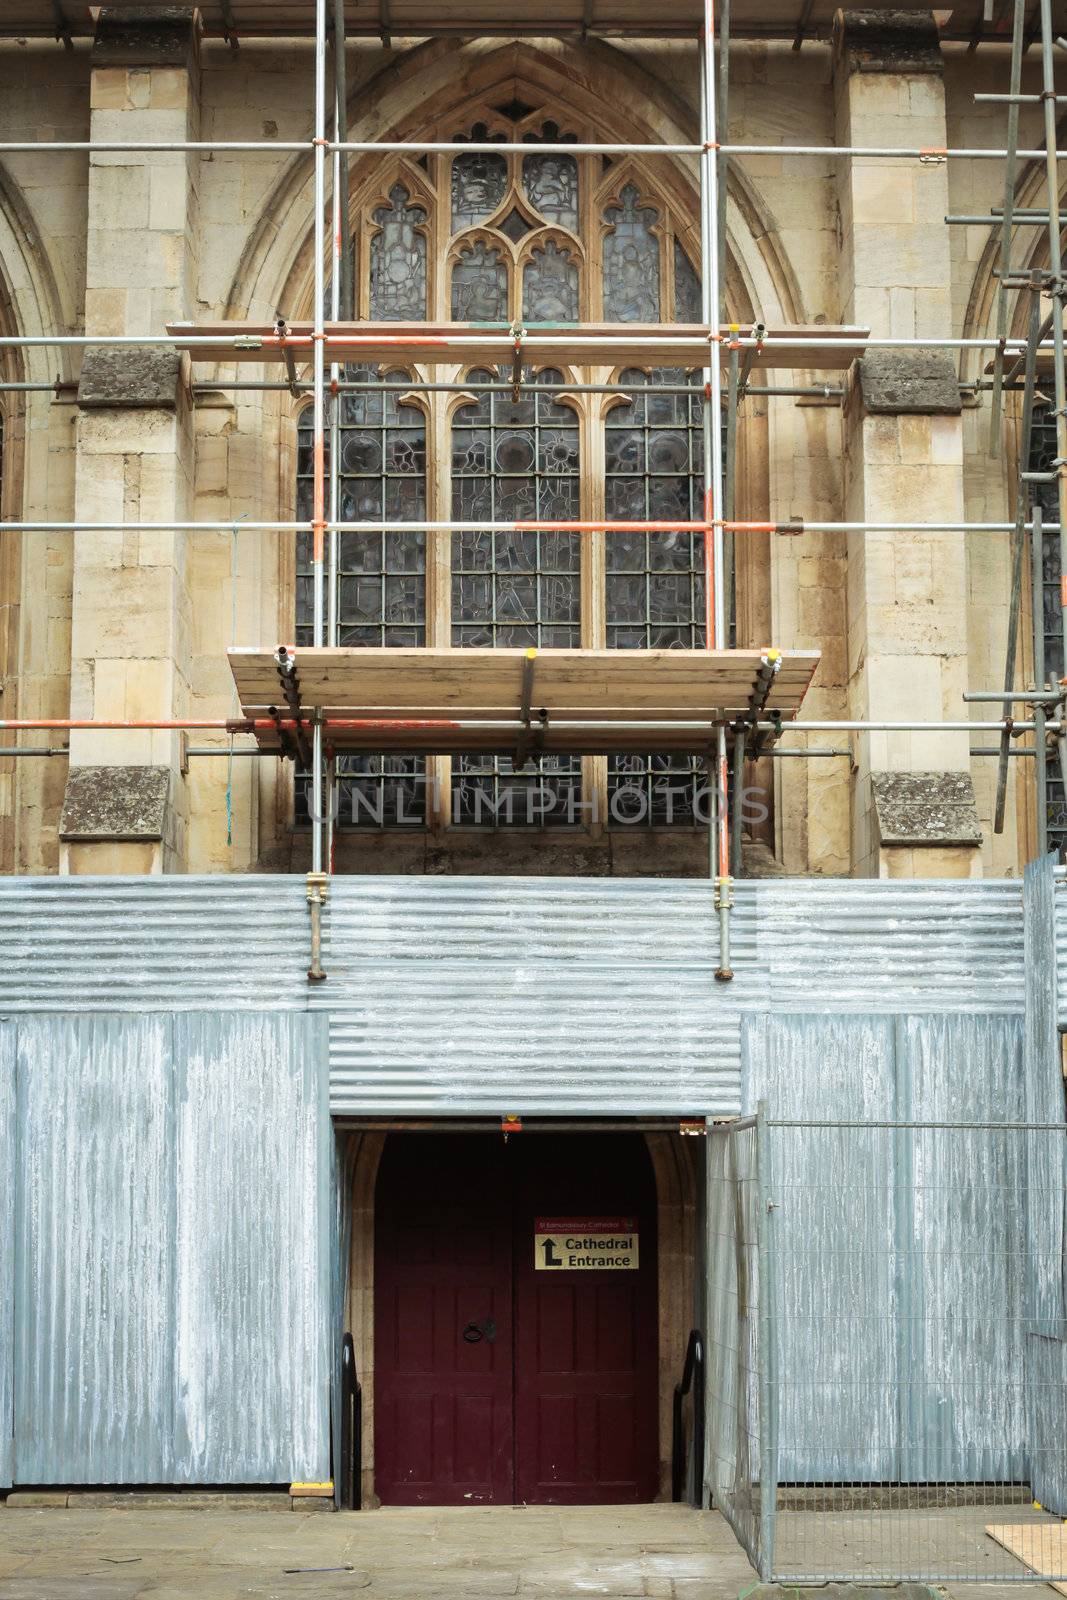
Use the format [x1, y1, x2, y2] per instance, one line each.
[224, 37, 804, 335]
[0, 163, 78, 872]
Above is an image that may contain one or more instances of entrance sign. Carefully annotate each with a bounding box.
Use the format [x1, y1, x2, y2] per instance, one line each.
[534, 1216, 639, 1271]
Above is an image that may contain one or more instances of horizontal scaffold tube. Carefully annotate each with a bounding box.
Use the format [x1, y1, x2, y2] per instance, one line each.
[0, 519, 1060, 533]
[0, 332, 1058, 352]
[2, 140, 1066, 161]
[0, 717, 1054, 735]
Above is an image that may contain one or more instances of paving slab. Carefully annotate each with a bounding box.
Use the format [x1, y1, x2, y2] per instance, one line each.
[1, 1500, 1057, 1600]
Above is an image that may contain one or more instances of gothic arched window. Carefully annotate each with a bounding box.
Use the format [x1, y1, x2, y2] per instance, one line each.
[297, 102, 721, 834]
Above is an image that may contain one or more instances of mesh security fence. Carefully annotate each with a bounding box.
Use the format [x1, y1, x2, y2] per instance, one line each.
[708, 1113, 1067, 1584]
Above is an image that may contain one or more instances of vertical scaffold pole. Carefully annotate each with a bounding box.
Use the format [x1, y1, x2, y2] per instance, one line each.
[1039, 0, 1067, 560]
[311, 0, 328, 876]
[995, 274, 1042, 834]
[325, 0, 346, 870]
[1033, 501, 1049, 856]
[1038, 0, 1064, 856]
[988, 0, 1025, 455]
[700, 0, 733, 978]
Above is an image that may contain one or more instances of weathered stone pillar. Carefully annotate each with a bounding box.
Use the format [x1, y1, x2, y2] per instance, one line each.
[61, 7, 199, 874]
[834, 10, 982, 877]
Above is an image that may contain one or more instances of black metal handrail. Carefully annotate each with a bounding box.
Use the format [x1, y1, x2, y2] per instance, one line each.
[671, 1327, 706, 1505]
[339, 1332, 362, 1510]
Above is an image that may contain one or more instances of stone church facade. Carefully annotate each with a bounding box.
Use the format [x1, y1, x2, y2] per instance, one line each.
[0, 6, 1043, 881]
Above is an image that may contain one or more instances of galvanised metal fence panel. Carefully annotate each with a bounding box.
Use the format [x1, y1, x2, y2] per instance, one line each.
[14, 1015, 176, 1483]
[706, 1115, 766, 1576]
[0, 1022, 15, 1489]
[9, 1012, 331, 1486]
[0, 876, 310, 1011]
[323, 876, 758, 1114]
[743, 1015, 899, 1482]
[0, 873, 1034, 1114]
[172, 1012, 331, 1484]
[761, 1119, 1066, 1585]
[901, 1015, 1028, 1485]
[752, 879, 1025, 1014]
[1024, 855, 1067, 1515]
[1052, 869, 1067, 1029]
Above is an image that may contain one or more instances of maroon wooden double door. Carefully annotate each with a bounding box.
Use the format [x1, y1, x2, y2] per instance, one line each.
[374, 1132, 658, 1506]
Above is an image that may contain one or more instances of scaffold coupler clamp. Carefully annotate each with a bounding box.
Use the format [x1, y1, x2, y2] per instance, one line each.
[714, 874, 734, 984]
[306, 870, 329, 983]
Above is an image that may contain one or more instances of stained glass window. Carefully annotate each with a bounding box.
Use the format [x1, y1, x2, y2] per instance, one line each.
[522, 123, 579, 230]
[605, 368, 705, 826]
[674, 240, 702, 323]
[452, 367, 580, 646]
[605, 369, 704, 648]
[603, 184, 661, 322]
[369, 184, 427, 320]
[523, 240, 579, 323]
[451, 367, 581, 825]
[300, 115, 726, 836]
[296, 371, 427, 826]
[451, 134, 508, 231]
[452, 240, 509, 322]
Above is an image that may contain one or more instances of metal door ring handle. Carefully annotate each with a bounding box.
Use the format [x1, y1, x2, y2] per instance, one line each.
[462, 1322, 483, 1343]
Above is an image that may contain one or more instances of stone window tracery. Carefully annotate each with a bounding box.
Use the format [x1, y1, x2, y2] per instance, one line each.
[297, 105, 721, 832]
[369, 184, 428, 320]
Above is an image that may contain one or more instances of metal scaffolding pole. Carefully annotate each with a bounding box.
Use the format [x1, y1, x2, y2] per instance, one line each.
[7, 136, 1067, 160]
[1033, 502, 1049, 855]
[3, 517, 1066, 535]
[1039, 0, 1067, 617]
[310, 0, 328, 890]
[987, 0, 1025, 455]
[700, 0, 732, 980]
[994, 272, 1042, 835]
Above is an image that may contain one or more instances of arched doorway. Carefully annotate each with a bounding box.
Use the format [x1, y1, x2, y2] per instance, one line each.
[373, 1130, 659, 1505]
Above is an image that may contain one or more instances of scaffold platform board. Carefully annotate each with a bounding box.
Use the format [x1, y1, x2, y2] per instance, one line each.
[168, 321, 869, 372]
[14, 0, 1064, 42]
[227, 645, 820, 755]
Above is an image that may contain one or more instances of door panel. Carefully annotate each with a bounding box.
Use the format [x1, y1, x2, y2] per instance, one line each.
[513, 1134, 658, 1505]
[375, 1134, 514, 1504]
[374, 1131, 658, 1506]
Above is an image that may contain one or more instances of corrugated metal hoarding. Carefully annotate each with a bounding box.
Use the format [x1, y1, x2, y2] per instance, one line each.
[323, 876, 1025, 1113]
[4, 1011, 330, 1487]
[0, 1024, 13, 1490]
[1025, 856, 1067, 1515]
[0, 873, 1032, 1115]
[742, 1011, 1028, 1486]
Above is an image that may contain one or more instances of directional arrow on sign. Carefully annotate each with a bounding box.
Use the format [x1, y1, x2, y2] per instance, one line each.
[541, 1236, 562, 1267]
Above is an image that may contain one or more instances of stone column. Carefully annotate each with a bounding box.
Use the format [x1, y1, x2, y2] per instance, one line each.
[60, 6, 198, 874]
[834, 10, 983, 877]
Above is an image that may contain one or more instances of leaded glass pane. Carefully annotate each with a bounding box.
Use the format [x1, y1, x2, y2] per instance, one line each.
[606, 368, 704, 827]
[451, 148, 508, 231]
[522, 153, 579, 229]
[603, 184, 660, 323]
[451, 240, 509, 322]
[451, 365, 581, 825]
[296, 367, 427, 827]
[369, 185, 427, 320]
[523, 240, 579, 323]
[605, 367, 704, 648]
[452, 754, 583, 828]
[498, 208, 533, 243]
[452, 366, 580, 648]
[674, 239, 702, 323]
[608, 754, 707, 828]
